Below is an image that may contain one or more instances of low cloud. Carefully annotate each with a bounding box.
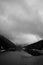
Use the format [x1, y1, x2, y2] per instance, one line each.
[0, 0, 43, 44]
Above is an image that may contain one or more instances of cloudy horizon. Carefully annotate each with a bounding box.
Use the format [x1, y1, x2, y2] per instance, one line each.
[0, 0, 43, 45]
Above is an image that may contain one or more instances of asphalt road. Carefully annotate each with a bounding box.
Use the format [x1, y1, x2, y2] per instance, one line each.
[0, 51, 43, 65]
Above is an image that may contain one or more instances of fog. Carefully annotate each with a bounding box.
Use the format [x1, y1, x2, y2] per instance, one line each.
[0, 0, 43, 65]
[0, 0, 43, 45]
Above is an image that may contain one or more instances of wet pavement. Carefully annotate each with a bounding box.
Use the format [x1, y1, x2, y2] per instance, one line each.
[0, 51, 43, 65]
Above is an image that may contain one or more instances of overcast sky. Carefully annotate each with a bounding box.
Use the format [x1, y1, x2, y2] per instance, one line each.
[0, 0, 43, 44]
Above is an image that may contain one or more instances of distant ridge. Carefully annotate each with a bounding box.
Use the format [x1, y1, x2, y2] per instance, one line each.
[24, 40, 43, 50]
